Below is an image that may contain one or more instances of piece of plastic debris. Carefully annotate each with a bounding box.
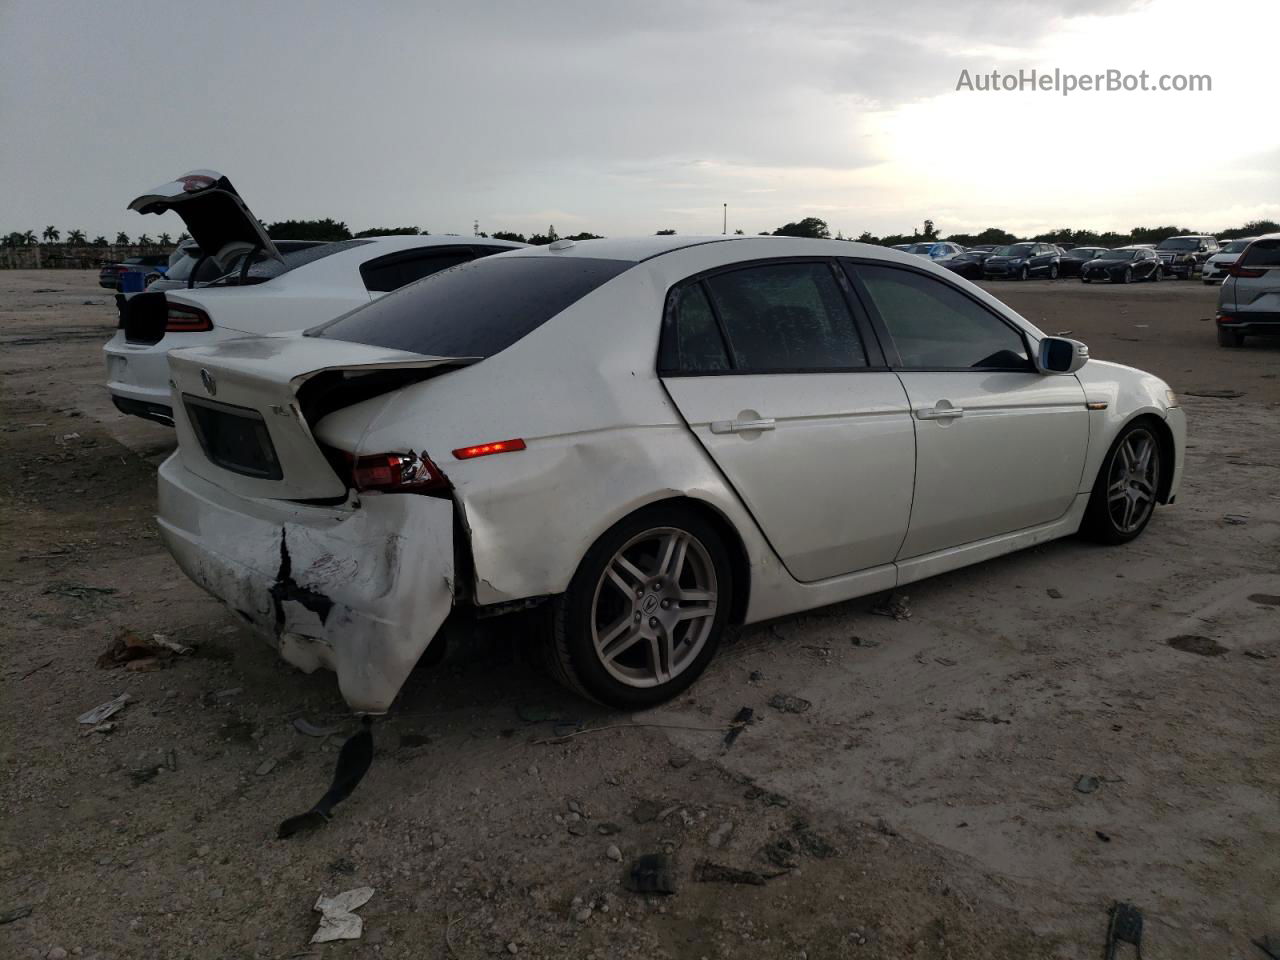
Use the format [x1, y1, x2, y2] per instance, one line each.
[1223, 514, 1249, 525]
[311, 886, 374, 943]
[1096, 831, 1111, 842]
[77, 693, 131, 725]
[1075, 775, 1101, 794]
[97, 629, 192, 670]
[768, 693, 812, 714]
[1047, 588, 1064, 599]
[279, 720, 374, 839]
[624, 853, 675, 895]
[870, 592, 911, 620]
[294, 718, 342, 738]
[1104, 902, 1143, 960]
[722, 706, 755, 751]
[0, 904, 32, 924]
[256, 759, 277, 776]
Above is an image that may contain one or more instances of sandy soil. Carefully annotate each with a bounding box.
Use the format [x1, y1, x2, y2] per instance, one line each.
[1, 270, 1277, 960]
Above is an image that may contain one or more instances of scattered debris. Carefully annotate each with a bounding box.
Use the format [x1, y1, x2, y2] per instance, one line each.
[1167, 635, 1228, 657]
[597, 821, 622, 836]
[1096, 831, 1111, 842]
[1223, 514, 1249, 525]
[311, 886, 374, 943]
[1046, 588, 1064, 599]
[1103, 901, 1144, 960]
[870, 592, 911, 621]
[1247, 594, 1280, 607]
[1244, 649, 1277, 661]
[668, 751, 692, 769]
[850, 636, 880, 648]
[1075, 775, 1101, 794]
[708, 821, 734, 849]
[605, 844, 623, 862]
[96, 629, 192, 671]
[279, 720, 374, 839]
[1183, 389, 1243, 399]
[45, 581, 117, 601]
[295, 718, 342, 738]
[748, 670, 764, 683]
[934, 657, 957, 667]
[768, 693, 812, 714]
[624, 853, 676, 895]
[955, 708, 1010, 724]
[256, 759, 277, 776]
[0, 904, 32, 924]
[722, 706, 755, 751]
[77, 693, 131, 726]
[694, 860, 783, 885]
[874, 818, 898, 838]
[791, 819, 838, 858]
[759, 838, 799, 869]
[743, 787, 790, 807]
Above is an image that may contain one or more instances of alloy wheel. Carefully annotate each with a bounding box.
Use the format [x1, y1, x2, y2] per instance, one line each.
[1107, 428, 1159, 534]
[589, 527, 718, 688]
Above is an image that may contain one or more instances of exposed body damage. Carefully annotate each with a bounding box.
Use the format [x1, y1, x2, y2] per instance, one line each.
[157, 454, 454, 713]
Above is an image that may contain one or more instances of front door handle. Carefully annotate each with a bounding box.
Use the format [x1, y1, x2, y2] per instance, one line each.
[915, 405, 964, 421]
[710, 417, 776, 435]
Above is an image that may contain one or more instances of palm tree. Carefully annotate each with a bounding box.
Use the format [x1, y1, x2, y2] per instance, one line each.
[115, 232, 130, 245]
[21, 230, 37, 246]
[92, 236, 108, 247]
[66, 229, 86, 246]
[137, 233, 153, 248]
[158, 232, 172, 246]
[177, 232, 190, 243]
[42, 225, 60, 243]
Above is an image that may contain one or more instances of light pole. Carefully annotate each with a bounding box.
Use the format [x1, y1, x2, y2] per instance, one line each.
[722, 203, 727, 235]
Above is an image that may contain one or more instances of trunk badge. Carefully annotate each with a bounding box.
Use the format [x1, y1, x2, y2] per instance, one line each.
[200, 369, 217, 396]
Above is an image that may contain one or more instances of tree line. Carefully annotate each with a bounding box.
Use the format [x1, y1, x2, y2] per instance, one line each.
[7, 216, 1276, 252]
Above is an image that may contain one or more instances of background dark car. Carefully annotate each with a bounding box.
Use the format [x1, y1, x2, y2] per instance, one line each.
[1059, 246, 1110, 278]
[983, 242, 1061, 280]
[940, 249, 993, 281]
[1081, 246, 1161, 283]
[1156, 235, 1219, 279]
[98, 254, 169, 289]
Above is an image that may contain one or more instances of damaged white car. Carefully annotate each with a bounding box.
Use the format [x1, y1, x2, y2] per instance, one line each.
[157, 235, 1186, 714]
[105, 169, 524, 425]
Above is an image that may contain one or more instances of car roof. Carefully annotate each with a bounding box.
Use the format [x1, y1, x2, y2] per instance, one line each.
[352, 234, 526, 252]
[497, 234, 954, 265]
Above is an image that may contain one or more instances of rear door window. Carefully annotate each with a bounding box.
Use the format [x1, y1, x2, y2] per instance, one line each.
[693, 261, 868, 372]
[310, 256, 631, 358]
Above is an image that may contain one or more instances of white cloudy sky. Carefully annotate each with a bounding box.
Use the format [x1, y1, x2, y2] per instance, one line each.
[2, 0, 1276, 240]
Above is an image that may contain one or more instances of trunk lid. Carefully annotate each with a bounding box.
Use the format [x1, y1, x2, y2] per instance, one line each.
[168, 336, 471, 500]
[128, 170, 281, 272]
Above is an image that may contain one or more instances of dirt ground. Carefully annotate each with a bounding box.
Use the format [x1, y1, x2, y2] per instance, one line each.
[1, 270, 1277, 960]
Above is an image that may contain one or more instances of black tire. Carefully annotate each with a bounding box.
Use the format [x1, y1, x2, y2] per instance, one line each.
[1018, 265, 1029, 281]
[1049, 263, 1059, 280]
[1149, 266, 1160, 282]
[1217, 327, 1244, 348]
[1082, 276, 1092, 284]
[1081, 419, 1164, 545]
[1122, 267, 1133, 284]
[541, 504, 733, 708]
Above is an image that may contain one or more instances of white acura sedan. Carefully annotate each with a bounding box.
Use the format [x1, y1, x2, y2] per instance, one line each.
[156, 236, 1185, 714]
[104, 170, 524, 425]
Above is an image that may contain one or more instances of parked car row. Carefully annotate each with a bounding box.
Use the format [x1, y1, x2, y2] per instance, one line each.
[101, 169, 1187, 717]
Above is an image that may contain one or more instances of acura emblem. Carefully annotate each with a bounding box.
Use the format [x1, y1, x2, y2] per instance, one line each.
[200, 369, 217, 396]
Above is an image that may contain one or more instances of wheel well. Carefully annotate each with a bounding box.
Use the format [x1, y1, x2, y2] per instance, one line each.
[623, 496, 752, 626]
[1126, 412, 1176, 504]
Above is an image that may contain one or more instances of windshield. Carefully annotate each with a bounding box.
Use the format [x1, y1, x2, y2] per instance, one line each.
[209, 239, 373, 286]
[1067, 248, 1101, 258]
[1100, 250, 1137, 260]
[993, 244, 1034, 257]
[311, 256, 632, 359]
[1221, 239, 1253, 254]
[1157, 238, 1199, 251]
[904, 243, 938, 254]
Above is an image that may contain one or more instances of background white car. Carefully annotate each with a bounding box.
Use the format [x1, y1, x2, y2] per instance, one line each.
[155, 235, 1185, 715]
[1201, 237, 1258, 284]
[104, 170, 524, 424]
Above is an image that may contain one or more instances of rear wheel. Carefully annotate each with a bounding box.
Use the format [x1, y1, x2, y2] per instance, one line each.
[1081, 420, 1164, 544]
[542, 505, 732, 708]
[1149, 265, 1160, 282]
[1122, 267, 1133, 284]
[1217, 327, 1245, 348]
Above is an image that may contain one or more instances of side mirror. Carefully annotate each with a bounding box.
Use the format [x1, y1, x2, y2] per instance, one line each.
[1037, 336, 1089, 374]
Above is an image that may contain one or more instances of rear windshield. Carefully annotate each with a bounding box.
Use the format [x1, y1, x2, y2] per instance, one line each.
[209, 240, 372, 286]
[1221, 239, 1253, 253]
[1239, 239, 1280, 268]
[309, 256, 631, 358]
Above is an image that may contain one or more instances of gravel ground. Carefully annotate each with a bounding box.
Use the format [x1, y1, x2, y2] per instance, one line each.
[1, 270, 1277, 960]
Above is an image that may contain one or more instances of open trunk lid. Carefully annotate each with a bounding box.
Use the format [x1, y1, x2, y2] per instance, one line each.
[128, 170, 281, 272]
[168, 336, 471, 501]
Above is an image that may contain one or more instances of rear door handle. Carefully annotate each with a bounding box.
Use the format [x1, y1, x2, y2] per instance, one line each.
[915, 405, 964, 420]
[710, 417, 776, 434]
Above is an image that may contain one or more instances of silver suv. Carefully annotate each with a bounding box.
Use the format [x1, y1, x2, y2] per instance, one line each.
[1216, 234, 1280, 347]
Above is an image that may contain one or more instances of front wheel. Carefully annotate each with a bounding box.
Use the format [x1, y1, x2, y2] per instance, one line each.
[1081, 420, 1163, 544]
[542, 505, 733, 708]
[1049, 264, 1059, 280]
[1122, 267, 1133, 284]
[1018, 265, 1029, 281]
[1149, 266, 1160, 282]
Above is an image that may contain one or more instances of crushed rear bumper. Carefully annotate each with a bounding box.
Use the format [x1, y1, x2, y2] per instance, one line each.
[156, 453, 455, 714]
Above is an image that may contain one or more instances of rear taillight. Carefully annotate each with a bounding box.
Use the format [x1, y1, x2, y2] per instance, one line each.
[165, 303, 212, 332]
[1216, 314, 1238, 325]
[350, 451, 449, 494]
[1229, 264, 1266, 279]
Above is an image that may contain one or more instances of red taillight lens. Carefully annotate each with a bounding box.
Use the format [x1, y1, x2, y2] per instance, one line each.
[1229, 264, 1265, 279]
[165, 303, 212, 332]
[452, 438, 526, 460]
[350, 451, 448, 493]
